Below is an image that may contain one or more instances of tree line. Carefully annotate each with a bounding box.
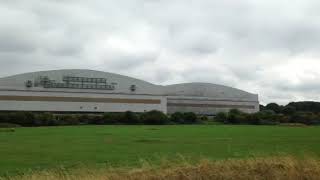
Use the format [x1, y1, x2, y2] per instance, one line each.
[0, 110, 199, 127]
[216, 101, 320, 125]
[0, 101, 319, 127]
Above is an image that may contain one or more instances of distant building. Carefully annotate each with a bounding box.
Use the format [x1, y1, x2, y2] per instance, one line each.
[0, 69, 259, 114]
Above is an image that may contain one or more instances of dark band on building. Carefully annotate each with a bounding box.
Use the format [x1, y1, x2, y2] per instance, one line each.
[0, 96, 161, 104]
[167, 103, 255, 109]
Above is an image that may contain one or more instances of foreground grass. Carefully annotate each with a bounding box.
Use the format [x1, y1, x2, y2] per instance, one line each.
[0, 125, 320, 175]
[2, 156, 320, 180]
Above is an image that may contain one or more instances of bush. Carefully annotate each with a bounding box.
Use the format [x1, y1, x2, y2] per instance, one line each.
[215, 109, 284, 125]
[183, 112, 197, 124]
[122, 111, 140, 124]
[200, 116, 208, 121]
[34, 113, 54, 126]
[78, 114, 90, 124]
[58, 115, 80, 125]
[141, 110, 168, 125]
[0, 113, 9, 124]
[170, 112, 184, 124]
[215, 112, 228, 123]
[259, 119, 279, 125]
[243, 113, 259, 125]
[227, 109, 243, 124]
[102, 113, 119, 124]
[47, 118, 60, 126]
[1, 105, 318, 127]
[0, 123, 21, 128]
[290, 112, 320, 125]
[170, 112, 198, 124]
[85, 115, 104, 125]
[7, 112, 35, 126]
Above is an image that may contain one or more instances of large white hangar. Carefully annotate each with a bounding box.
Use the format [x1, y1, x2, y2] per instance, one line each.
[0, 69, 259, 115]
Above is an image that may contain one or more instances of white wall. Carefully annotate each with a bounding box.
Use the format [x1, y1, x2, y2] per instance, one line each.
[0, 90, 167, 113]
[167, 97, 259, 114]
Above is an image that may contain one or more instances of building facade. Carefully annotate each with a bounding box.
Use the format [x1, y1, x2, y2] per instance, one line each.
[0, 69, 259, 114]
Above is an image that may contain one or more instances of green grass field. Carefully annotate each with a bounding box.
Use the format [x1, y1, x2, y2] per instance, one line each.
[1, 125, 320, 175]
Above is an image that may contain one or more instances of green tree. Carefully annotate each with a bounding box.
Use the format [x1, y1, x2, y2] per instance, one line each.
[282, 105, 296, 115]
[265, 103, 282, 113]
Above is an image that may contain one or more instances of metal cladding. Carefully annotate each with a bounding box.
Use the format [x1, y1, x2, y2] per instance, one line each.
[0, 69, 259, 114]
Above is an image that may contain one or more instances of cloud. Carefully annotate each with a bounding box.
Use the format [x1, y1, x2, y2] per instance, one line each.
[0, 0, 320, 104]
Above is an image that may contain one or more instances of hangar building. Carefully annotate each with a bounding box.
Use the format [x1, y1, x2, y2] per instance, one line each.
[0, 69, 259, 115]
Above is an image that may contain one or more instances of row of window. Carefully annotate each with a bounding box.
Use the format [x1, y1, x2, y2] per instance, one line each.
[43, 83, 115, 90]
[63, 76, 107, 83]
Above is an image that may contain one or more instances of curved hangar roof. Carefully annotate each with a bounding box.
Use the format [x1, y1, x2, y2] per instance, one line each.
[165, 83, 258, 101]
[0, 69, 258, 101]
[0, 69, 163, 95]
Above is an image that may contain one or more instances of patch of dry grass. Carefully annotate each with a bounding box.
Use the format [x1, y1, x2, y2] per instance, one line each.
[2, 156, 320, 180]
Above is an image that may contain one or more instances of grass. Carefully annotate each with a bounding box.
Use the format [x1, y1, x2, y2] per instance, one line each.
[0, 125, 320, 176]
[3, 156, 320, 180]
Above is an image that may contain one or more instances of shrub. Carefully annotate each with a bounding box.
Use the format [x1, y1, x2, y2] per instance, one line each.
[34, 113, 54, 126]
[215, 112, 228, 123]
[200, 115, 208, 121]
[86, 115, 104, 125]
[58, 115, 80, 125]
[8, 112, 35, 126]
[183, 112, 197, 124]
[47, 118, 60, 126]
[290, 112, 320, 125]
[0, 123, 21, 128]
[227, 109, 243, 124]
[0, 113, 9, 123]
[141, 110, 168, 125]
[102, 113, 118, 124]
[122, 111, 140, 124]
[247, 113, 261, 125]
[170, 112, 184, 124]
[78, 114, 90, 124]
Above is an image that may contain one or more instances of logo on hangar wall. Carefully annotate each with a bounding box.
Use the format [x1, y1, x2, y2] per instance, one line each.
[26, 76, 117, 90]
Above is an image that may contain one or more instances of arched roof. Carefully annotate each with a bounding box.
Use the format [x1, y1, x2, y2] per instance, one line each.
[0, 69, 258, 101]
[164, 82, 258, 101]
[0, 69, 163, 95]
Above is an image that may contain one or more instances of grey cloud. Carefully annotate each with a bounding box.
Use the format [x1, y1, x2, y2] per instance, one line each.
[1, 0, 320, 104]
[102, 54, 157, 70]
[0, 33, 36, 53]
[276, 80, 320, 93]
[172, 31, 219, 55]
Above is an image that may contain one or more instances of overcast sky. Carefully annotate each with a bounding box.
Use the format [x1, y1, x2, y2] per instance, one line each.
[1, 0, 320, 104]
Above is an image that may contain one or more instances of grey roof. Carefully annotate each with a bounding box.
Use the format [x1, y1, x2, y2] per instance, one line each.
[0, 69, 163, 95]
[0, 69, 258, 101]
[165, 83, 258, 101]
